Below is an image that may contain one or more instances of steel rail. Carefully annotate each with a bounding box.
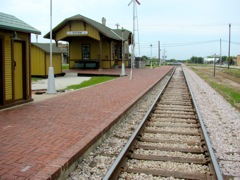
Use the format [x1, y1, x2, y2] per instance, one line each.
[182, 66, 223, 180]
[103, 67, 176, 180]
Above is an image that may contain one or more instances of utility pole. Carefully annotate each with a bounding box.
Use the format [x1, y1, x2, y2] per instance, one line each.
[228, 23, 231, 69]
[214, 53, 216, 77]
[158, 41, 161, 66]
[128, 0, 140, 80]
[150, 44, 153, 69]
[220, 38, 222, 66]
[162, 48, 166, 62]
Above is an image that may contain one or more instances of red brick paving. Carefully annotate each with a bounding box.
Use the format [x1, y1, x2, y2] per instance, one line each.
[0, 67, 173, 179]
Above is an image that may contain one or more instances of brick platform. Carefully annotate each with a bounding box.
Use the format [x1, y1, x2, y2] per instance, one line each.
[0, 67, 173, 179]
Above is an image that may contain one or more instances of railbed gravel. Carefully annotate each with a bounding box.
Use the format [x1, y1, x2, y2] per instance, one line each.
[134, 149, 205, 159]
[145, 126, 199, 133]
[138, 141, 202, 149]
[119, 173, 183, 180]
[68, 66, 240, 179]
[67, 72, 171, 180]
[126, 159, 209, 173]
[142, 133, 201, 142]
[151, 117, 195, 123]
[183, 66, 240, 179]
[150, 121, 197, 127]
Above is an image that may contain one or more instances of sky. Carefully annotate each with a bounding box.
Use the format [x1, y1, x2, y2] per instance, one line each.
[1, 0, 239, 60]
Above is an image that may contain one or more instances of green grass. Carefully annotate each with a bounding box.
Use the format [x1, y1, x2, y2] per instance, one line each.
[65, 76, 116, 90]
[189, 66, 240, 110]
[62, 64, 69, 70]
[209, 81, 240, 108]
[31, 77, 43, 82]
[222, 68, 240, 77]
[186, 63, 210, 67]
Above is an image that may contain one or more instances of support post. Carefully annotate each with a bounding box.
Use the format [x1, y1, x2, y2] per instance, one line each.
[47, 0, 56, 94]
[121, 27, 126, 76]
[228, 23, 231, 69]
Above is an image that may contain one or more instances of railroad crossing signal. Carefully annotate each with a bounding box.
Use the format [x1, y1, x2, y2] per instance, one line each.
[128, 0, 140, 6]
[128, 0, 140, 80]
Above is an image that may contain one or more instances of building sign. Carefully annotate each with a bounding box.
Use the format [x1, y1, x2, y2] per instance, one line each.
[67, 31, 88, 35]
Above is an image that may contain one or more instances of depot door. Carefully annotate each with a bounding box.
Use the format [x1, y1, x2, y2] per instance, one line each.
[13, 41, 24, 100]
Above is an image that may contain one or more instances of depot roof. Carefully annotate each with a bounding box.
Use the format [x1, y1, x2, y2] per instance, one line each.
[44, 14, 131, 41]
[0, 12, 41, 34]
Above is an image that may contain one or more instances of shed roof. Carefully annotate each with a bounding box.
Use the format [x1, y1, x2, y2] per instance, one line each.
[32, 43, 65, 54]
[44, 14, 131, 41]
[0, 12, 41, 35]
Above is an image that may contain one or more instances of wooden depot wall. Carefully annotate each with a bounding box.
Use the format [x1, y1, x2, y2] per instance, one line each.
[0, 29, 32, 109]
[56, 21, 100, 42]
[31, 45, 62, 77]
[53, 20, 128, 69]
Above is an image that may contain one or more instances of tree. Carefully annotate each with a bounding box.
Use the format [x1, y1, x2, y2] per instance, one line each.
[189, 56, 204, 64]
[221, 56, 227, 62]
[221, 56, 236, 65]
[141, 55, 149, 60]
[169, 59, 177, 62]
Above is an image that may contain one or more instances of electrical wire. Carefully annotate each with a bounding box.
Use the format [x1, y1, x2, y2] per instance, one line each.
[139, 39, 240, 49]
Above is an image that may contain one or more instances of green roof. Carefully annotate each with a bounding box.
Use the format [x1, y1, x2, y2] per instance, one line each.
[44, 14, 131, 41]
[112, 29, 132, 41]
[32, 43, 65, 54]
[0, 12, 41, 34]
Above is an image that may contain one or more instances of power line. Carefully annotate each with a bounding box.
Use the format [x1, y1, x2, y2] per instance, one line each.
[139, 23, 240, 28]
[163, 40, 219, 47]
[222, 40, 240, 45]
[139, 39, 240, 49]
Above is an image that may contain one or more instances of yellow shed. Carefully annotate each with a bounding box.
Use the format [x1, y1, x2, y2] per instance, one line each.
[31, 43, 65, 77]
[44, 14, 132, 69]
[0, 12, 41, 109]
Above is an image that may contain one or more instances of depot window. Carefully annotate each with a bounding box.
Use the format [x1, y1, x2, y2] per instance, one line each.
[82, 44, 90, 60]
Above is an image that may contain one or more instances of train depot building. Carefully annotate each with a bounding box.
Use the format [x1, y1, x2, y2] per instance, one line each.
[44, 14, 132, 69]
[31, 43, 65, 77]
[0, 12, 41, 109]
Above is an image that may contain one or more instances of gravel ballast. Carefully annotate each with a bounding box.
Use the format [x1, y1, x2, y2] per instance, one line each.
[68, 66, 240, 179]
[183, 66, 240, 178]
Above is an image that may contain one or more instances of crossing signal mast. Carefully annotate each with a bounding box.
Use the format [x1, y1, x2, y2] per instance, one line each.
[128, 0, 140, 80]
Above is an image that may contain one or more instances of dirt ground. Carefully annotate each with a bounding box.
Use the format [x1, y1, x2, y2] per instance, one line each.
[192, 66, 240, 91]
[188, 65, 240, 110]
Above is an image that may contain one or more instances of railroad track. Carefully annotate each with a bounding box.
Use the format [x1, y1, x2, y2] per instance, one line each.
[104, 66, 223, 180]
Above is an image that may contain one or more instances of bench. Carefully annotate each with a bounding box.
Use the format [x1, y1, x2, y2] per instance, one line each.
[74, 60, 99, 69]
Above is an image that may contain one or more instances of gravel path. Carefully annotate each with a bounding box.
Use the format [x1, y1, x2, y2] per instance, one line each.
[183, 66, 240, 179]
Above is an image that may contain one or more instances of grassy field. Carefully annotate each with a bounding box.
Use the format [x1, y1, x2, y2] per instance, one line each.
[62, 64, 69, 70]
[32, 64, 116, 90]
[61, 64, 118, 90]
[187, 64, 240, 111]
[65, 76, 116, 90]
[221, 67, 240, 77]
[31, 77, 43, 82]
